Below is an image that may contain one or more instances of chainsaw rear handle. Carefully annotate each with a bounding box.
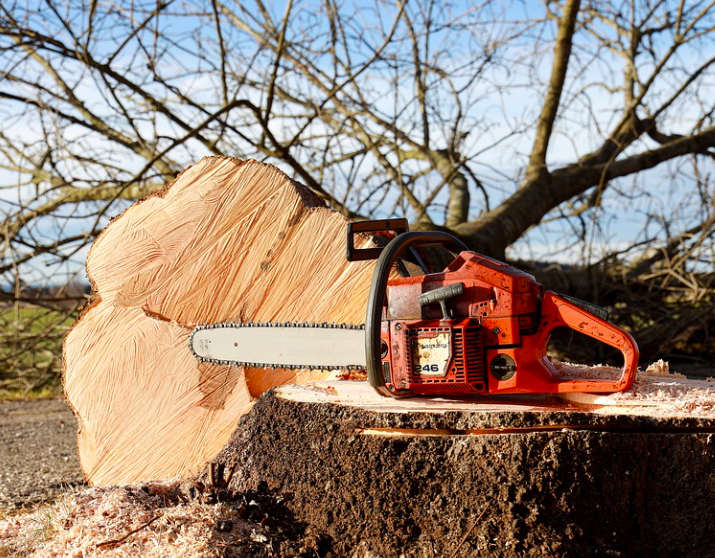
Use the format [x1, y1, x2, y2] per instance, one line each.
[365, 231, 469, 396]
[536, 291, 639, 392]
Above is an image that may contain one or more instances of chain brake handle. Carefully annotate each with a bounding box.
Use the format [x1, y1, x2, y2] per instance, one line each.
[346, 219, 410, 262]
[533, 291, 639, 392]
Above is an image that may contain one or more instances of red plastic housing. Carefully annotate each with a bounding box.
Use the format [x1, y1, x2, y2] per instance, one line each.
[379, 252, 639, 396]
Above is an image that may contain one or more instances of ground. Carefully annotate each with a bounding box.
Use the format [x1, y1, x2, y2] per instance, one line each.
[1, 364, 714, 556]
[0, 398, 85, 509]
[0, 398, 329, 557]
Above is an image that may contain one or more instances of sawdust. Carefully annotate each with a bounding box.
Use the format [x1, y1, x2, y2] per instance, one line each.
[553, 359, 715, 415]
[0, 480, 322, 558]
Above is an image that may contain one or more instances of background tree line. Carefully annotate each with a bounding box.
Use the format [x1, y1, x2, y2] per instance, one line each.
[1, 0, 714, 391]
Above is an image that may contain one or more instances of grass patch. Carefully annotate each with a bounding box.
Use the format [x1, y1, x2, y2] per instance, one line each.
[0, 387, 61, 401]
[0, 306, 76, 330]
[0, 304, 79, 393]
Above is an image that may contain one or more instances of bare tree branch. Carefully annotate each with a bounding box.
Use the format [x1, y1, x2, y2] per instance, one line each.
[526, 0, 581, 182]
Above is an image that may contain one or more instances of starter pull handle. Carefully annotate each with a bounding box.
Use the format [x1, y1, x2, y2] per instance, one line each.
[418, 283, 464, 319]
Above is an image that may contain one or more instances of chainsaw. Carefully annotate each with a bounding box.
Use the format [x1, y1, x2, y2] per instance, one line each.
[190, 219, 639, 397]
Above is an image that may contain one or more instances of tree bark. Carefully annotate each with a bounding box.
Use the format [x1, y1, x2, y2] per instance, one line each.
[526, 0, 581, 183]
[455, 124, 715, 259]
[431, 151, 470, 228]
[207, 379, 715, 558]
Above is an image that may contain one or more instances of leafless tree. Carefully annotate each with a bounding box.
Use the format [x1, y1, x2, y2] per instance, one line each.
[1, 0, 714, 387]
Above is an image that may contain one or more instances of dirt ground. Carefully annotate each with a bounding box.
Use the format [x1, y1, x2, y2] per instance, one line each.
[0, 398, 85, 509]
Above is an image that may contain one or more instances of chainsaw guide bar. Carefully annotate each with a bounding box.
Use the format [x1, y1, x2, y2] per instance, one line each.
[189, 322, 367, 370]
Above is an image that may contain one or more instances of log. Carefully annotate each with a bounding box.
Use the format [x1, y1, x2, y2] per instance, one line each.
[63, 157, 380, 485]
[206, 376, 715, 558]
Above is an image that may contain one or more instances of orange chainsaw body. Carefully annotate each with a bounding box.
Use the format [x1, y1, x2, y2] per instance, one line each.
[378, 251, 639, 396]
[352, 221, 639, 398]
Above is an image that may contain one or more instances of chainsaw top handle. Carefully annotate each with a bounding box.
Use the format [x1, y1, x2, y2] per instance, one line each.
[365, 231, 469, 397]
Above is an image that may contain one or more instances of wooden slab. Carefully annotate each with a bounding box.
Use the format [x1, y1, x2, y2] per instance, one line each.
[64, 157, 381, 485]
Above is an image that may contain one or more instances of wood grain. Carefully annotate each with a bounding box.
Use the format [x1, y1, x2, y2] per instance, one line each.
[64, 157, 378, 485]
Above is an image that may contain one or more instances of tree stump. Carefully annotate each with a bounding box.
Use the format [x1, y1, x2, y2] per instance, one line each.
[63, 157, 380, 485]
[207, 378, 715, 558]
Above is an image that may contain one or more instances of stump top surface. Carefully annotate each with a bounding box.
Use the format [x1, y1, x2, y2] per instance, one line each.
[274, 379, 715, 431]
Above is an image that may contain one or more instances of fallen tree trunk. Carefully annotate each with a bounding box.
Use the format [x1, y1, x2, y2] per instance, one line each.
[63, 157, 381, 486]
[206, 377, 715, 558]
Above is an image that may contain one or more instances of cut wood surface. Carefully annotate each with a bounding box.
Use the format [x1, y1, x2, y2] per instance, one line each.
[277, 366, 715, 419]
[207, 377, 715, 557]
[63, 157, 381, 486]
